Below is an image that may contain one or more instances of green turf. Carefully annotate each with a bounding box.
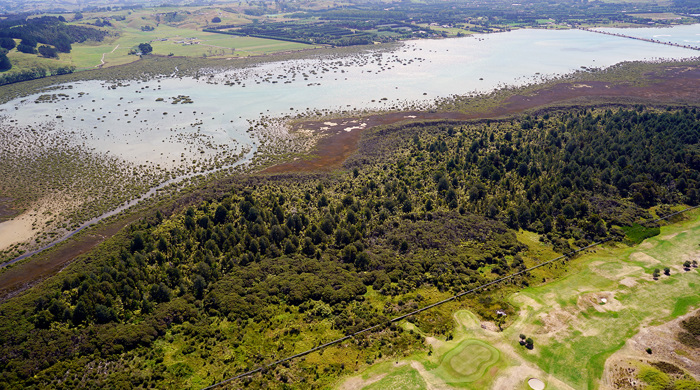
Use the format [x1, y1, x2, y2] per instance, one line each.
[363, 364, 428, 390]
[339, 211, 700, 390]
[434, 339, 499, 383]
[671, 295, 700, 317]
[507, 210, 700, 389]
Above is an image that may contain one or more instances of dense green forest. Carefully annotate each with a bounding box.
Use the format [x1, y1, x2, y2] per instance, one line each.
[0, 16, 108, 53]
[0, 106, 699, 389]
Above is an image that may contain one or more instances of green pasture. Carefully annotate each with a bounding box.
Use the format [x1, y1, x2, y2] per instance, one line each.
[6, 49, 74, 71]
[4, 17, 319, 72]
[67, 25, 318, 69]
[627, 12, 689, 20]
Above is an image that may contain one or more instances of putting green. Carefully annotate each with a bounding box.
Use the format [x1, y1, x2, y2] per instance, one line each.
[436, 339, 500, 383]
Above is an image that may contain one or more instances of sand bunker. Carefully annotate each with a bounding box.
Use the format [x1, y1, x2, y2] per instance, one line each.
[528, 377, 545, 390]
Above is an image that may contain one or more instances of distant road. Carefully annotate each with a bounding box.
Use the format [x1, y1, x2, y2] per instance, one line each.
[581, 28, 700, 51]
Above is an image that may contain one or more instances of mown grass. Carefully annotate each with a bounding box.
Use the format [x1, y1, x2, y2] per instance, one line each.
[433, 339, 499, 384]
[506, 209, 700, 389]
[363, 364, 427, 390]
[346, 211, 700, 390]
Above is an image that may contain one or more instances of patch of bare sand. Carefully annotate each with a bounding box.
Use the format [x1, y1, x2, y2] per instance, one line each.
[0, 195, 80, 252]
[424, 336, 443, 349]
[480, 321, 500, 333]
[536, 307, 575, 336]
[0, 213, 41, 251]
[660, 232, 679, 240]
[619, 277, 638, 288]
[601, 308, 700, 390]
[492, 363, 543, 390]
[629, 252, 661, 266]
[578, 292, 623, 313]
[337, 372, 388, 390]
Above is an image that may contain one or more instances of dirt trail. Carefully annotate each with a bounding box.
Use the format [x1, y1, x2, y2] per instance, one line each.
[95, 44, 119, 68]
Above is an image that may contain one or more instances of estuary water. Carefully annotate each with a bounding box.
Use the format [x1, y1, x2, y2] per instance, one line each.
[0, 25, 699, 266]
[3, 26, 700, 171]
[1, 26, 699, 169]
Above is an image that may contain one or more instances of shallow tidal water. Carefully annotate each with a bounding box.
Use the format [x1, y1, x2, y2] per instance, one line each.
[1, 25, 699, 170]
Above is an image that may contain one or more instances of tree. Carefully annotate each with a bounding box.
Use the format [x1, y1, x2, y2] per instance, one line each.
[138, 43, 153, 55]
[131, 232, 145, 252]
[20, 37, 37, 48]
[74, 12, 83, 20]
[525, 337, 534, 350]
[301, 237, 316, 257]
[193, 275, 207, 299]
[211, 16, 222, 23]
[150, 283, 171, 303]
[38, 45, 58, 58]
[95, 304, 117, 323]
[0, 37, 15, 50]
[214, 205, 228, 224]
[72, 301, 88, 325]
[0, 53, 10, 72]
[16, 43, 36, 54]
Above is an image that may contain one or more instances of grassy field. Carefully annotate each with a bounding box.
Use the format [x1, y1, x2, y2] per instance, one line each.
[506, 209, 700, 389]
[627, 12, 689, 20]
[339, 210, 700, 390]
[1, 6, 320, 72]
[67, 25, 319, 70]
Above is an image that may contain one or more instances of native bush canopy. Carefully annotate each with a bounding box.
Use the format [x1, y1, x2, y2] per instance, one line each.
[0, 16, 108, 53]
